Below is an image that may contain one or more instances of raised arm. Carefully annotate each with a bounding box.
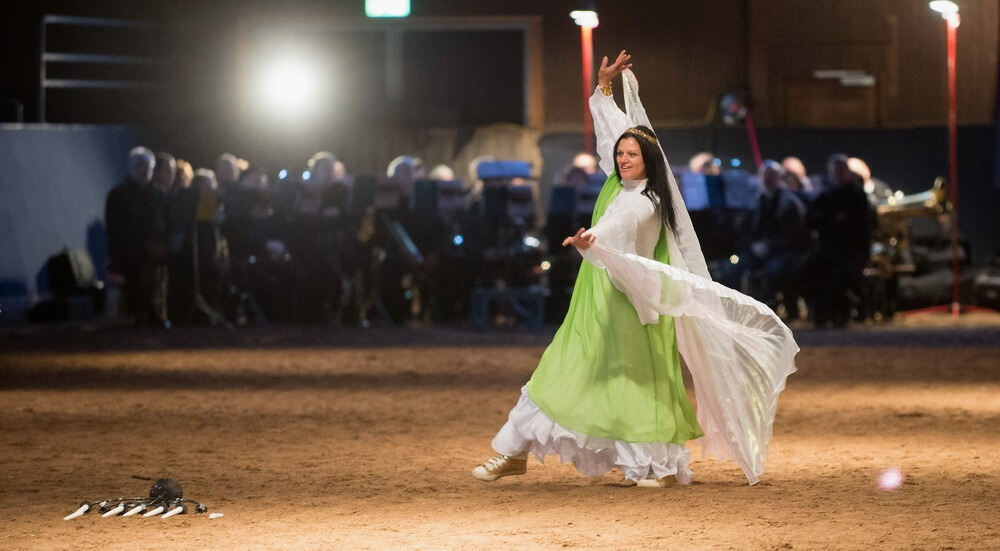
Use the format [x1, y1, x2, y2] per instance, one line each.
[589, 50, 632, 175]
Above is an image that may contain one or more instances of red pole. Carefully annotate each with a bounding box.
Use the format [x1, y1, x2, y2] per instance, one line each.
[581, 25, 594, 154]
[744, 110, 763, 171]
[946, 17, 960, 316]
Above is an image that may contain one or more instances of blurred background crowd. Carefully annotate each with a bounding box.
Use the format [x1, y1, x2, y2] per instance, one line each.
[93, 141, 984, 332]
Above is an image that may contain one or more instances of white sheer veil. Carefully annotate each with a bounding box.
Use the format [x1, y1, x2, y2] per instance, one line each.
[620, 70, 710, 279]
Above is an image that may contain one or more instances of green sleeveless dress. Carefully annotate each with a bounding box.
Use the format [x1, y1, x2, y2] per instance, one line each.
[525, 173, 703, 445]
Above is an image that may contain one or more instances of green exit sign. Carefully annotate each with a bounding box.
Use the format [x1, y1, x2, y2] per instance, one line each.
[366, 0, 410, 17]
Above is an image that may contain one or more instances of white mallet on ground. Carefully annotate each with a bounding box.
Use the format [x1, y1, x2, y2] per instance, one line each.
[63, 503, 90, 521]
[101, 504, 126, 517]
[141, 506, 165, 518]
[122, 504, 145, 517]
[161, 505, 185, 519]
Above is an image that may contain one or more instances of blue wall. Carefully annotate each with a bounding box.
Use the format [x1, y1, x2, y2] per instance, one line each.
[0, 124, 142, 321]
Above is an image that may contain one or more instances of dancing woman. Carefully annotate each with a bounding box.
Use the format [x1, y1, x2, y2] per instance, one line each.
[472, 51, 798, 486]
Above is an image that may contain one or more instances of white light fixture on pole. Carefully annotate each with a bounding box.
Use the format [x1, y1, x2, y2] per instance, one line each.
[929, 1, 960, 25]
[571, 2, 599, 154]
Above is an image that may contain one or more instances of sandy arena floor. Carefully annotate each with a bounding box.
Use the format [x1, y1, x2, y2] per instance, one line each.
[1, 327, 998, 550]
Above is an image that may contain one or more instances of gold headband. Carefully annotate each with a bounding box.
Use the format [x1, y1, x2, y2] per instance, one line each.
[624, 127, 657, 144]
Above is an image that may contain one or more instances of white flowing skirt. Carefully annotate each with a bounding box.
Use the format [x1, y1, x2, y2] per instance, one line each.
[491, 386, 693, 484]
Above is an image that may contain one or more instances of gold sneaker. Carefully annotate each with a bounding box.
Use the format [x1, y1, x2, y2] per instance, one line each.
[636, 476, 676, 488]
[471, 454, 527, 481]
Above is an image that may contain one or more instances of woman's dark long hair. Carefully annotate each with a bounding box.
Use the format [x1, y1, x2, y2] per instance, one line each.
[612, 125, 678, 235]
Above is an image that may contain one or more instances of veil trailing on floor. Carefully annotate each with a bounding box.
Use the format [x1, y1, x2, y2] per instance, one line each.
[587, 69, 798, 485]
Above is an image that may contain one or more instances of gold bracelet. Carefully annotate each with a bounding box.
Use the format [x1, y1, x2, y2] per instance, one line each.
[599, 81, 613, 96]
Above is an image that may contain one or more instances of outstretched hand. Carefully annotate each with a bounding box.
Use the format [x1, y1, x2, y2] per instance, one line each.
[562, 227, 597, 250]
[598, 50, 632, 88]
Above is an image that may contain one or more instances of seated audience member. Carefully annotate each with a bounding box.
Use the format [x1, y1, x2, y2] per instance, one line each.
[803, 154, 875, 328]
[174, 159, 193, 190]
[848, 156, 893, 206]
[718, 161, 807, 315]
[221, 166, 292, 322]
[215, 152, 242, 202]
[106, 146, 156, 324]
[688, 151, 721, 175]
[464, 155, 496, 204]
[571, 152, 599, 176]
[387, 155, 424, 206]
[223, 166, 274, 259]
[780, 156, 816, 205]
[282, 152, 352, 323]
[781, 156, 815, 193]
[333, 158, 349, 181]
[428, 164, 455, 182]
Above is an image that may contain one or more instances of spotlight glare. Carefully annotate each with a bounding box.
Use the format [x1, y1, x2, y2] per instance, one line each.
[278, 169, 288, 180]
[929, 1, 959, 15]
[929, 1, 961, 25]
[570, 10, 599, 28]
[366, 0, 410, 17]
[256, 55, 324, 120]
[302, 170, 311, 181]
[452, 234, 464, 246]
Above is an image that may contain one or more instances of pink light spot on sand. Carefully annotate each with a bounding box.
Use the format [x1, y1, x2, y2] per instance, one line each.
[878, 468, 904, 490]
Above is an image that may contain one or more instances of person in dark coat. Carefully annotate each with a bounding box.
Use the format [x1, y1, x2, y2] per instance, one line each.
[283, 152, 352, 324]
[166, 159, 199, 323]
[105, 146, 155, 325]
[804, 154, 875, 328]
[143, 151, 177, 327]
[719, 161, 807, 314]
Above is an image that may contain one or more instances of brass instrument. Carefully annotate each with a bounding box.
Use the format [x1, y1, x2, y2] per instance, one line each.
[865, 178, 952, 320]
[877, 177, 949, 222]
[874, 177, 951, 267]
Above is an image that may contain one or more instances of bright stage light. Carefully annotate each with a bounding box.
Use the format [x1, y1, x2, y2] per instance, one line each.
[366, 0, 410, 17]
[929, 1, 960, 25]
[570, 10, 599, 28]
[255, 55, 325, 120]
[929, 1, 959, 15]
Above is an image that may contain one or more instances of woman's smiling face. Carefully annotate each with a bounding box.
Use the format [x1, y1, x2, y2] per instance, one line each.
[616, 137, 646, 180]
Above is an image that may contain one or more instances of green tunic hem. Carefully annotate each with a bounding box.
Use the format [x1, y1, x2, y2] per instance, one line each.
[525, 173, 704, 445]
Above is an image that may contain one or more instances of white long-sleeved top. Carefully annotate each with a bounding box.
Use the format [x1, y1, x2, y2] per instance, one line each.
[581, 177, 664, 325]
[588, 178, 660, 260]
